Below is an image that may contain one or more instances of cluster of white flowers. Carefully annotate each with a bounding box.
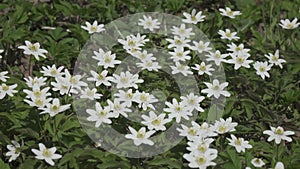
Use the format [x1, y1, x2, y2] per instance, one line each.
[179, 117, 239, 168]
[248, 159, 284, 169]
[22, 66, 84, 117]
[214, 7, 291, 80]
[245, 125, 294, 169]
[5, 140, 62, 166]
[164, 93, 204, 123]
[3, 62, 92, 165]
[2, 4, 298, 168]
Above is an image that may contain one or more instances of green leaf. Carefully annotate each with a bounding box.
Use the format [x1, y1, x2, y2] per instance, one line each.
[15, 127, 39, 139]
[146, 157, 182, 168]
[0, 158, 10, 169]
[60, 116, 80, 132]
[207, 104, 223, 122]
[19, 159, 38, 169]
[226, 149, 242, 169]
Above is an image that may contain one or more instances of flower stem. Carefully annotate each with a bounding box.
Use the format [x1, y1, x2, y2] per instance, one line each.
[276, 143, 279, 161]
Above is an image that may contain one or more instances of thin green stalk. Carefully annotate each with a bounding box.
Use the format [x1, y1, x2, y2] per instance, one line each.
[276, 143, 279, 162]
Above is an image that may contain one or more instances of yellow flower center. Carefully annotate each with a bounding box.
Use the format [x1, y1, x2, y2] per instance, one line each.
[198, 45, 204, 49]
[121, 77, 128, 83]
[271, 56, 278, 61]
[97, 74, 104, 80]
[235, 138, 242, 145]
[42, 149, 52, 157]
[137, 131, 145, 138]
[152, 118, 161, 126]
[200, 65, 206, 71]
[146, 61, 153, 67]
[259, 66, 266, 72]
[15, 147, 21, 154]
[225, 32, 232, 37]
[130, 48, 137, 53]
[179, 29, 185, 34]
[287, 23, 293, 29]
[236, 47, 241, 51]
[213, 85, 220, 91]
[90, 26, 97, 32]
[254, 158, 261, 164]
[228, 10, 233, 16]
[2, 84, 9, 91]
[33, 90, 42, 97]
[62, 85, 68, 90]
[114, 104, 120, 110]
[31, 80, 37, 85]
[35, 99, 44, 106]
[126, 92, 133, 98]
[191, 16, 197, 21]
[175, 39, 182, 45]
[51, 105, 59, 112]
[197, 144, 207, 152]
[146, 21, 152, 26]
[178, 64, 185, 70]
[98, 111, 106, 117]
[219, 125, 227, 133]
[237, 57, 244, 64]
[140, 94, 148, 102]
[175, 105, 181, 112]
[50, 69, 57, 76]
[128, 40, 136, 47]
[70, 77, 77, 84]
[104, 57, 111, 63]
[188, 99, 195, 104]
[87, 90, 94, 96]
[177, 52, 183, 57]
[188, 127, 197, 136]
[139, 53, 146, 59]
[275, 127, 284, 135]
[197, 156, 206, 164]
[29, 45, 38, 51]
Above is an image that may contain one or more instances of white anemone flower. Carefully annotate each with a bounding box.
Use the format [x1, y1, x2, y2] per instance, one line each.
[218, 29, 240, 41]
[253, 61, 272, 80]
[125, 127, 155, 146]
[263, 126, 294, 144]
[138, 15, 160, 31]
[182, 9, 206, 24]
[81, 20, 105, 34]
[201, 79, 230, 98]
[31, 143, 62, 166]
[227, 134, 252, 153]
[5, 140, 21, 162]
[219, 7, 242, 19]
[265, 50, 286, 69]
[86, 102, 114, 127]
[18, 41, 48, 60]
[251, 158, 265, 168]
[0, 83, 18, 99]
[213, 117, 238, 134]
[141, 111, 171, 131]
[279, 18, 299, 29]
